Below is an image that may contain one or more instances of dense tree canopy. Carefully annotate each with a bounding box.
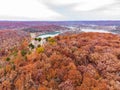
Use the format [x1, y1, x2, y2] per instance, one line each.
[0, 32, 120, 90]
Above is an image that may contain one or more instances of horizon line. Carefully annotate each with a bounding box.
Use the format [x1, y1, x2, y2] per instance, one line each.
[0, 20, 120, 22]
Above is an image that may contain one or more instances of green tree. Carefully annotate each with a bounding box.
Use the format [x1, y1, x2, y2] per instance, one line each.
[35, 38, 41, 42]
[6, 57, 10, 61]
[45, 37, 51, 41]
[38, 38, 42, 42]
[21, 50, 27, 56]
[29, 43, 35, 49]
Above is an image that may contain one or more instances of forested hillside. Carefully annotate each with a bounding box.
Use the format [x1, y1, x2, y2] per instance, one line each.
[22, 25, 70, 33]
[0, 32, 120, 90]
[0, 30, 30, 57]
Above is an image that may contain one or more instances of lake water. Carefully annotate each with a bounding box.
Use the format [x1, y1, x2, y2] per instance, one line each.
[37, 29, 115, 39]
[37, 31, 61, 38]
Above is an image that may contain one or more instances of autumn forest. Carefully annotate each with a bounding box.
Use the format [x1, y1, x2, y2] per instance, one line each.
[0, 32, 120, 90]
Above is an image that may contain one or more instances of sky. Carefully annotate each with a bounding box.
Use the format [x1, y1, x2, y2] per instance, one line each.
[0, 0, 119, 21]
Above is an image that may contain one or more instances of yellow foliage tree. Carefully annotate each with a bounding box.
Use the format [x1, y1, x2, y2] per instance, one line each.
[36, 47, 44, 53]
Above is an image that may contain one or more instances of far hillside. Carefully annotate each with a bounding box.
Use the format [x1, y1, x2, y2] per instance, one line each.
[22, 25, 70, 33]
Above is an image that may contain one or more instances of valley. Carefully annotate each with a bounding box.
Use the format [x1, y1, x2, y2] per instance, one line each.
[0, 21, 120, 90]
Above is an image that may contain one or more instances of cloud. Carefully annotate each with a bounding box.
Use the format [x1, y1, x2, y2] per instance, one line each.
[0, 0, 63, 20]
[42, 0, 120, 20]
[0, 0, 120, 20]
[73, 0, 115, 11]
[43, 0, 115, 11]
